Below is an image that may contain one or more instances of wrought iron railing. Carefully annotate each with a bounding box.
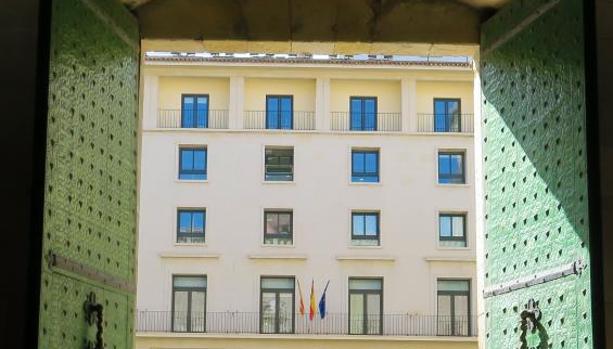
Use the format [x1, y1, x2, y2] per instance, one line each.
[243, 111, 316, 130]
[157, 109, 229, 129]
[417, 114, 474, 133]
[136, 311, 477, 337]
[330, 112, 402, 132]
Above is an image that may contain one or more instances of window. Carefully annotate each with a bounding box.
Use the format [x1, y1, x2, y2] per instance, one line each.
[434, 98, 461, 132]
[181, 94, 209, 128]
[351, 212, 380, 246]
[439, 214, 466, 247]
[349, 278, 383, 335]
[177, 209, 205, 243]
[179, 147, 207, 180]
[266, 95, 293, 129]
[172, 275, 207, 332]
[438, 152, 465, 184]
[352, 150, 379, 183]
[265, 147, 294, 181]
[260, 277, 295, 334]
[350, 96, 377, 131]
[437, 279, 471, 336]
[264, 211, 293, 245]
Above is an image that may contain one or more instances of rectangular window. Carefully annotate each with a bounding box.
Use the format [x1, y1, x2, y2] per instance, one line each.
[266, 95, 293, 129]
[264, 210, 293, 245]
[438, 152, 465, 184]
[434, 98, 461, 132]
[177, 209, 206, 244]
[172, 275, 207, 333]
[439, 214, 467, 247]
[437, 279, 471, 336]
[265, 147, 294, 181]
[179, 147, 207, 180]
[350, 96, 377, 131]
[351, 212, 380, 246]
[260, 277, 295, 334]
[349, 278, 383, 335]
[181, 94, 209, 128]
[352, 150, 379, 183]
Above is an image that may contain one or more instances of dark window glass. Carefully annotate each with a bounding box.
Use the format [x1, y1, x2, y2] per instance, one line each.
[437, 280, 471, 336]
[182, 95, 209, 128]
[438, 152, 465, 184]
[179, 147, 207, 180]
[266, 95, 293, 129]
[352, 150, 379, 182]
[265, 147, 294, 181]
[177, 209, 206, 243]
[350, 97, 377, 131]
[264, 211, 293, 245]
[172, 275, 207, 332]
[352, 212, 380, 246]
[434, 98, 461, 132]
[439, 214, 466, 247]
[260, 277, 295, 334]
[349, 278, 383, 335]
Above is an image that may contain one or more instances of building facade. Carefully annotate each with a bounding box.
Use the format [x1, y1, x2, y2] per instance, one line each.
[135, 53, 477, 349]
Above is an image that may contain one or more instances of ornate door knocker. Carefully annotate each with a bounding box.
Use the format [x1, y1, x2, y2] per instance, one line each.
[84, 292, 104, 349]
[520, 298, 548, 349]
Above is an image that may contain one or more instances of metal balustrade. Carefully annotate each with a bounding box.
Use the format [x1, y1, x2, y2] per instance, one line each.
[330, 112, 402, 132]
[243, 111, 316, 130]
[417, 114, 474, 133]
[136, 311, 477, 337]
[157, 109, 229, 129]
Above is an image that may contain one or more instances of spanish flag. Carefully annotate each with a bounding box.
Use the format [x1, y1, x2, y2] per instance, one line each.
[309, 279, 316, 321]
[297, 279, 305, 317]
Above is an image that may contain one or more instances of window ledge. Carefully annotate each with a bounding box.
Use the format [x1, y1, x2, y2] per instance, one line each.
[159, 252, 220, 259]
[435, 246, 471, 251]
[423, 256, 476, 263]
[248, 254, 307, 260]
[435, 183, 470, 188]
[336, 255, 395, 262]
[174, 243, 207, 247]
[262, 181, 296, 185]
[176, 179, 209, 184]
[349, 182, 382, 186]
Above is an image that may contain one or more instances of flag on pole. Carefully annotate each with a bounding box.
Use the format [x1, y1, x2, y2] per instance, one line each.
[309, 279, 316, 321]
[318, 280, 330, 319]
[297, 279, 305, 317]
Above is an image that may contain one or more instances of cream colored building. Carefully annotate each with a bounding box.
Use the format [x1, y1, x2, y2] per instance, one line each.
[135, 53, 477, 349]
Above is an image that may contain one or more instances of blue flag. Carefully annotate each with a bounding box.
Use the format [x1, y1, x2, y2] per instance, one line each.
[318, 280, 330, 319]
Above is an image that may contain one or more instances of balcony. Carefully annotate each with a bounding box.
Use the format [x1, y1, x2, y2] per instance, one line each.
[136, 311, 477, 337]
[157, 109, 229, 129]
[417, 114, 474, 133]
[330, 112, 402, 132]
[243, 111, 316, 130]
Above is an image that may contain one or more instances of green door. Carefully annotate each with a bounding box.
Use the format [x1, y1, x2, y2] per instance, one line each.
[481, 0, 592, 348]
[38, 0, 139, 348]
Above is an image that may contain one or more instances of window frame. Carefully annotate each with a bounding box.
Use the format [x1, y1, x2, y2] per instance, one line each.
[349, 96, 378, 131]
[176, 209, 206, 244]
[171, 275, 207, 333]
[264, 146, 294, 182]
[437, 151, 465, 184]
[433, 98, 461, 132]
[266, 95, 294, 130]
[436, 278, 471, 336]
[438, 213, 467, 247]
[351, 211, 380, 244]
[178, 146, 208, 180]
[259, 276, 296, 334]
[263, 210, 294, 245]
[351, 149, 380, 183]
[181, 94, 210, 128]
[348, 277, 384, 335]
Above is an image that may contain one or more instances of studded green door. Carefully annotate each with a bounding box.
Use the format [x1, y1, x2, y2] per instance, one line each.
[38, 0, 139, 348]
[481, 0, 592, 348]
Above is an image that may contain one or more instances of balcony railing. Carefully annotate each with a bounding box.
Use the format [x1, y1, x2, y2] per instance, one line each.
[417, 114, 474, 133]
[330, 112, 402, 132]
[136, 311, 477, 337]
[157, 109, 229, 129]
[243, 111, 316, 130]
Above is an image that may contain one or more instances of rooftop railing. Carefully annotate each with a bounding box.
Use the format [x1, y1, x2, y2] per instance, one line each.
[417, 113, 474, 133]
[330, 112, 402, 132]
[157, 109, 229, 129]
[136, 311, 477, 337]
[243, 111, 316, 130]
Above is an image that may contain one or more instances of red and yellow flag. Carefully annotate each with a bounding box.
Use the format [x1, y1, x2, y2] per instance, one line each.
[309, 279, 316, 320]
[297, 279, 305, 316]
